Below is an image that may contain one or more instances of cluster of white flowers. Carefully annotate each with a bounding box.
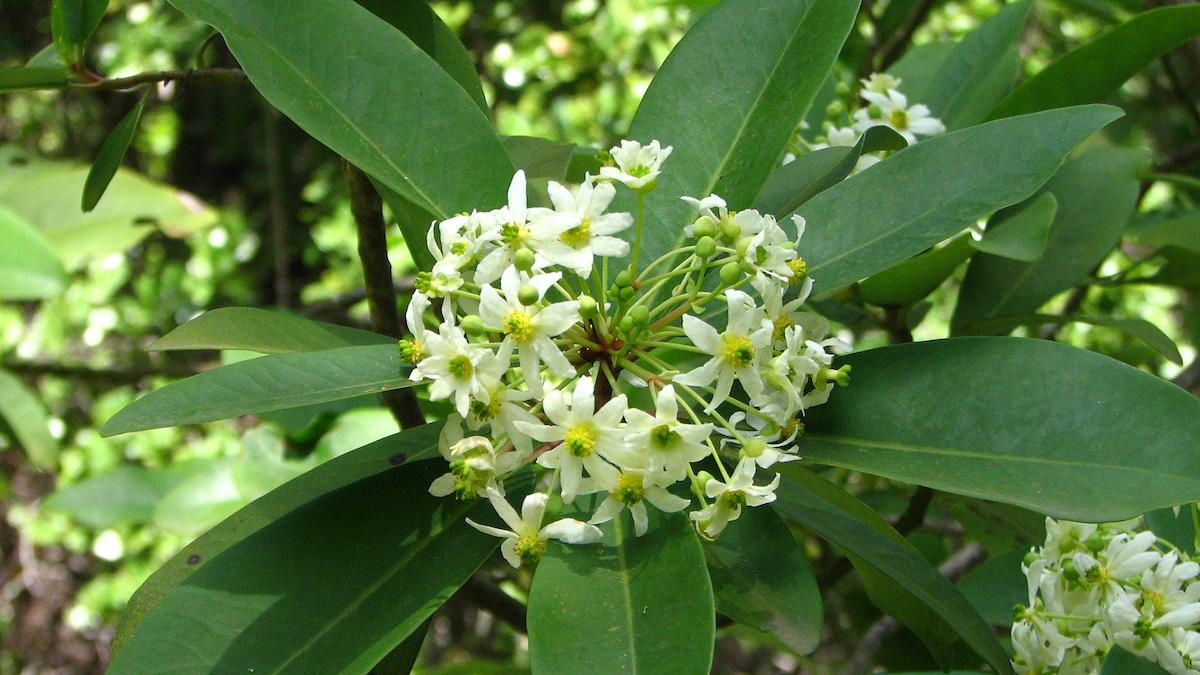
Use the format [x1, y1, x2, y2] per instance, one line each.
[786, 72, 946, 171]
[402, 139, 851, 567]
[1013, 518, 1200, 674]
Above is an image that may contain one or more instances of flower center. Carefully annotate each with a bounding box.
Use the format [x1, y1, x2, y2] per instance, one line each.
[501, 222, 529, 246]
[449, 239, 469, 256]
[771, 315, 791, 341]
[743, 439, 767, 458]
[889, 108, 908, 130]
[447, 354, 473, 379]
[398, 338, 423, 365]
[722, 490, 748, 509]
[470, 390, 504, 422]
[503, 310, 534, 343]
[613, 473, 645, 505]
[787, 257, 808, 284]
[629, 164, 651, 178]
[514, 533, 546, 566]
[650, 423, 680, 450]
[721, 335, 756, 368]
[560, 217, 592, 249]
[564, 423, 597, 457]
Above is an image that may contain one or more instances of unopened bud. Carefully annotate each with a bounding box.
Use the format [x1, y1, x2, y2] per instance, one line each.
[742, 439, 768, 458]
[1085, 530, 1105, 553]
[615, 270, 633, 287]
[619, 315, 635, 336]
[867, 103, 883, 119]
[513, 247, 536, 271]
[694, 236, 716, 259]
[620, 286, 636, 302]
[1061, 558, 1080, 583]
[692, 215, 717, 239]
[518, 283, 540, 306]
[578, 295, 597, 318]
[825, 100, 845, 119]
[720, 219, 741, 243]
[1023, 550, 1039, 567]
[630, 305, 649, 326]
[719, 262, 741, 285]
[461, 315, 485, 336]
[694, 471, 715, 492]
[834, 81, 852, 97]
[734, 236, 752, 258]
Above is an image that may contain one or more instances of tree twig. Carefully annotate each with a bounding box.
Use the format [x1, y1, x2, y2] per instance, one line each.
[74, 68, 245, 92]
[877, 0, 938, 71]
[263, 101, 294, 309]
[458, 575, 528, 634]
[1, 360, 203, 384]
[344, 161, 425, 429]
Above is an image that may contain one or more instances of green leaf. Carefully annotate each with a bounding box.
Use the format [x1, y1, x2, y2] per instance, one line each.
[797, 105, 1121, 292]
[1127, 210, 1200, 255]
[956, 549, 1026, 626]
[952, 145, 1149, 331]
[0, 66, 70, 91]
[50, 0, 108, 65]
[165, 0, 513, 221]
[801, 337, 1200, 521]
[1100, 646, 1170, 674]
[501, 136, 600, 184]
[151, 458, 244, 535]
[859, 233, 973, 307]
[622, 0, 861, 269]
[0, 207, 68, 301]
[352, 0, 487, 112]
[774, 465, 1014, 674]
[43, 463, 204, 527]
[703, 502, 822, 655]
[150, 307, 392, 353]
[961, 314, 1181, 364]
[991, 4, 1200, 119]
[887, 43, 956, 97]
[0, 368, 58, 470]
[1134, 247, 1200, 289]
[101, 344, 417, 436]
[918, 0, 1031, 129]
[937, 495, 1044, 555]
[113, 426, 441, 651]
[528, 512, 714, 674]
[82, 93, 146, 212]
[109, 456, 513, 674]
[970, 192, 1056, 262]
[755, 126, 907, 219]
[1144, 506, 1198, 555]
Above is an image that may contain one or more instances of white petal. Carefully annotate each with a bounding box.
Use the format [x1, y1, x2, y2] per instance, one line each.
[541, 518, 603, 544]
[520, 492, 550, 532]
[681, 314, 721, 354]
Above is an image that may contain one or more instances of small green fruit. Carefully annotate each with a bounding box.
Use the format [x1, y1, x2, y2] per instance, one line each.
[518, 283, 540, 306]
[694, 236, 716, 259]
[630, 305, 649, 326]
[692, 215, 717, 239]
[719, 262, 741, 284]
[513, 247, 536, 271]
[578, 295, 597, 318]
[461, 315, 485, 336]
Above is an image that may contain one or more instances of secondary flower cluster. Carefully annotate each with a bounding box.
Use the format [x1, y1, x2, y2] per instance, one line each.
[1013, 518, 1200, 674]
[786, 72, 946, 171]
[401, 139, 850, 568]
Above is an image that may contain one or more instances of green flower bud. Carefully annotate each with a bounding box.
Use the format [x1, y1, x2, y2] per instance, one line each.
[513, 247, 536, 271]
[740, 260, 757, 275]
[719, 262, 741, 284]
[518, 283, 540, 306]
[867, 103, 883, 119]
[742, 439, 768, 458]
[694, 235, 716, 259]
[620, 286, 636, 302]
[630, 305, 649, 326]
[619, 315, 635, 336]
[1085, 530, 1105, 553]
[461, 315, 485, 336]
[1023, 550, 1039, 567]
[720, 219, 741, 243]
[694, 471, 715, 492]
[825, 100, 845, 119]
[834, 81, 852, 97]
[615, 270, 633, 287]
[734, 236, 752, 257]
[578, 295, 597, 318]
[1061, 558, 1080, 583]
[692, 215, 717, 239]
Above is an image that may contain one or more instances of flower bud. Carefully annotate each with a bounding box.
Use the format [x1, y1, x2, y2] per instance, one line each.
[518, 283, 540, 306]
[1061, 558, 1080, 583]
[742, 439, 767, 458]
[825, 100, 845, 119]
[461, 315, 485, 336]
[694, 471, 715, 492]
[694, 236, 716, 259]
[719, 219, 741, 243]
[513, 247, 536, 271]
[620, 286, 636, 302]
[630, 305, 649, 326]
[578, 294, 598, 318]
[734, 236, 752, 257]
[619, 315, 635, 336]
[1085, 530, 1105, 553]
[867, 103, 883, 119]
[1023, 550, 1039, 567]
[615, 270, 633, 287]
[834, 81, 852, 97]
[719, 262, 741, 285]
[692, 215, 717, 239]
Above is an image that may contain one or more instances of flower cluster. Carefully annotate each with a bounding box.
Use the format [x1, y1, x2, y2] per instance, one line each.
[1013, 517, 1200, 674]
[786, 72, 946, 171]
[402, 138, 850, 567]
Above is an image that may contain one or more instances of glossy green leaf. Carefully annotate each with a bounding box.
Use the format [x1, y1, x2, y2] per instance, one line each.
[0, 207, 68, 301]
[919, 0, 1031, 129]
[1100, 646, 1170, 674]
[50, 0, 108, 64]
[801, 337, 1200, 521]
[353, 0, 487, 112]
[956, 549, 1026, 626]
[704, 503, 822, 655]
[150, 307, 392, 353]
[961, 314, 1181, 364]
[1133, 247, 1200, 289]
[110, 457, 511, 674]
[970, 192, 1056, 262]
[938, 496, 1045, 555]
[101, 344, 417, 436]
[166, 0, 513, 221]
[43, 463, 205, 527]
[528, 512, 714, 674]
[0, 66, 70, 91]
[621, 0, 861, 269]
[859, 234, 972, 307]
[991, 4, 1200, 119]
[113, 426, 441, 652]
[774, 466, 1014, 674]
[952, 146, 1148, 332]
[152, 458, 244, 535]
[0, 368, 59, 470]
[1127, 211, 1200, 255]
[755, 126, 907, 219]
[796, 105, 1121, 292]
[82, 93, 146, 212]
[1145, 506, 1198, 555]
[887, 43, 956, 96]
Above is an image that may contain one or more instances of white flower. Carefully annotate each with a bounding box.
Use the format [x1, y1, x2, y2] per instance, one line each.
[853, 88, 945, 144]
[415, 321, 493, 417]
[860, 73, 902, 94]
[583, 461, 690, 537]
[600, 139, 672, 191]
[474, 170, 552, 284]
[429, 420, 512, 498]
[518, 376, 629, 503]
[478, 266, 579, 394]
[675, 289, 773, 411]
[466, 488, 602, 568]
[720, 411, 800, 468]
[400, 292, 431, 369]
[529, 176, 632, 277]
[466, 342, 540, 453]
[622, 385, 713, 481]
[689, 457, 779, 538]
